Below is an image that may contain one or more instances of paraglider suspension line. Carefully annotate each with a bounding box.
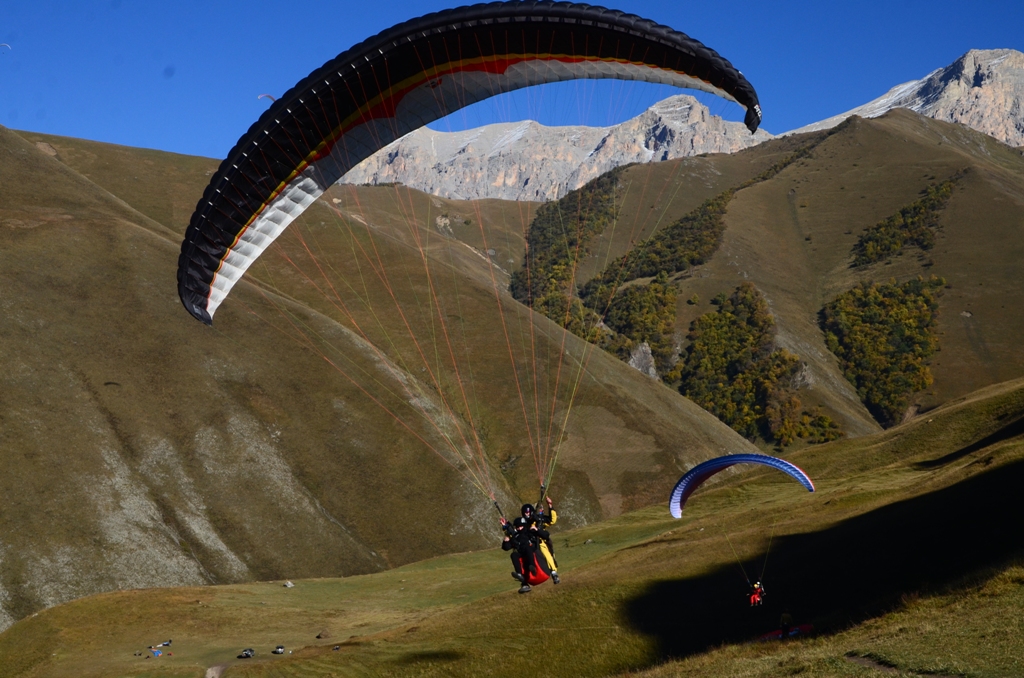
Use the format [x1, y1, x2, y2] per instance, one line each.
[759, 517, 778, 583]
[717, 523, 751, 586]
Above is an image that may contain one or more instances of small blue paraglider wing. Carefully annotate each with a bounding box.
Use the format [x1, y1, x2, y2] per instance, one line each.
[669, 454, 814, 518]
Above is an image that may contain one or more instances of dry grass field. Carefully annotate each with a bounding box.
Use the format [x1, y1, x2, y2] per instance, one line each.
[0, 125, 754, 628]
[2, 108, 1023, 675]
[2, 375, 1022, 677]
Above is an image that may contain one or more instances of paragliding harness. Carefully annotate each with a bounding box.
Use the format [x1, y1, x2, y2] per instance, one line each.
[501, 518, 551, 588]
[512, 542, 552, 586]
[496, 489, 555, 590]
[531, 487, 560, 578]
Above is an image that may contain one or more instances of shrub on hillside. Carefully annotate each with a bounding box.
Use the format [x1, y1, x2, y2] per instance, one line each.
[580, 190, 733, 312]
[678, 283, 842, 445]
[601, 272, 678, 376]
[510, 166, 628, 338]
[579, 127, 841, 311]
[821, 276, 945, 427]
[510, 167, 626, 307]
[508, 131, 849, 445]
[852, 172, 965, 266]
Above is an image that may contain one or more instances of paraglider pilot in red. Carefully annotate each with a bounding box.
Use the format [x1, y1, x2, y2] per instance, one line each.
[750, 581, 765, 606]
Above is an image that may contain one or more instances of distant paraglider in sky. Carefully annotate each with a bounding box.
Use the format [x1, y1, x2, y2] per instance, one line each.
[669, 454, 815, 518]
[257, 93, 276, 102]
[0, 44, 10, 50]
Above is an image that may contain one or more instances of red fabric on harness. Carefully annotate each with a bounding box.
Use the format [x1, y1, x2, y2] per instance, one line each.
[515, 552, 550, 586]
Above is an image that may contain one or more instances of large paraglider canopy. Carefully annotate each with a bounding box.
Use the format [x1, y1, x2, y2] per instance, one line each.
[176, 1, 763, 510]
[177, 0, 762, 326]
[669, 454, 814, 519]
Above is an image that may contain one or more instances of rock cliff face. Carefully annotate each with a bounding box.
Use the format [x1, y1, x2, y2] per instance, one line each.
[343, 50, 1024, 200]
[789, 49, 1024, 146]
[342, 95, 771, 201]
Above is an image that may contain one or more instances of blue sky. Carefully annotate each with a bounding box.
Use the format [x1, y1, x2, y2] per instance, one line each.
[1, 1, 1022, 159]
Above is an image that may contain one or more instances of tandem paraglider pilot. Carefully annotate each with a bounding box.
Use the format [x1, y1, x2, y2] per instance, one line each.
[519, 496, 560, 583]
[501, 505, 560, 594]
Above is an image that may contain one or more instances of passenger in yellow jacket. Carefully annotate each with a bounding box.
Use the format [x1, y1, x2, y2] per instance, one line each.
[521, 497, 560, 584]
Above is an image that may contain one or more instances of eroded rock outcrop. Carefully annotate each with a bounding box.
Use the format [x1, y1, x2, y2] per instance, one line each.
[789, 49, 1024, 147]
[342, 95, 771, 201]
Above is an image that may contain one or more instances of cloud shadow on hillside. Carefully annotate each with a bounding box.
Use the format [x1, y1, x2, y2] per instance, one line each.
[623, 458, 1024, 661]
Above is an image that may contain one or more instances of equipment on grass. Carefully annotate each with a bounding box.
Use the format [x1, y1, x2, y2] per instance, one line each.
[757, 623, 813, 641]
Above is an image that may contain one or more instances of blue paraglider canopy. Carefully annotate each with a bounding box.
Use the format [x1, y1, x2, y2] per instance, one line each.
[669, 454, 814, 518]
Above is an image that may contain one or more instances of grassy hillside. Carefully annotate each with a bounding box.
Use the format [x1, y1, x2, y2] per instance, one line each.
[12, 130, 218, 238]
[45, 113, 1024, 446]
[556, 112, 1024, 442]
[5, 108, 1024, 660]
[687, 111, 1024, 429]
[3, 375, 1023, 677]
[0, 126, 755, 631]
[21, 113, 1024, 443]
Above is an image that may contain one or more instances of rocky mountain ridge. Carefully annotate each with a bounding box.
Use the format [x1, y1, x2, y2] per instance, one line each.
[342, 94, 772, 201]
[345, 50, 1024, 205]
[789, 49, 1024, 146]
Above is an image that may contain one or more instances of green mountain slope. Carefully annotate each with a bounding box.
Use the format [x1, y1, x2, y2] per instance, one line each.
[530, 111, 1024, 442]
[4, 106, 1024, 659]
[673, 111, 1024, 431]
[3, 375, 1022, 678]
[0, 126, 755, 631]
